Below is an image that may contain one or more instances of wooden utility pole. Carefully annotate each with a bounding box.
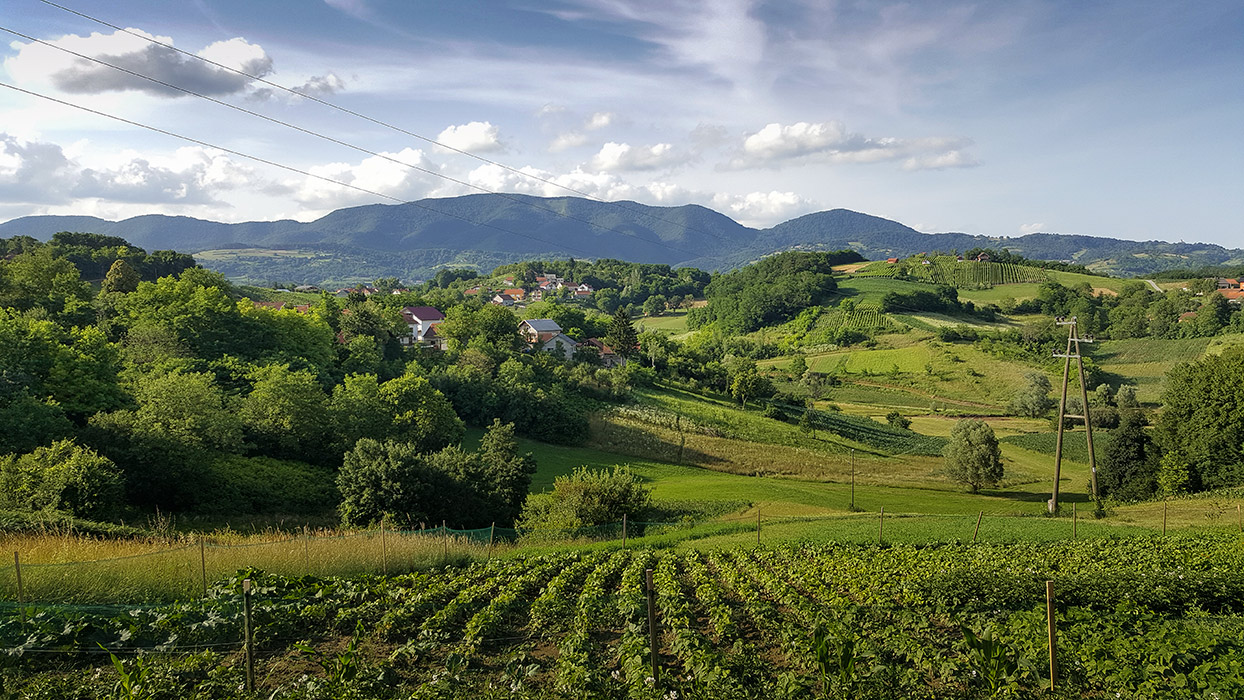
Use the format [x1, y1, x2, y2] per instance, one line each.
[242, 578, 255, 693]
[1049, 316, 1098, 514]
[850, 448, 856, 510]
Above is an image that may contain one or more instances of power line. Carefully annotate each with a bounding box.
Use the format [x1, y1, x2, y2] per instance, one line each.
[0, 80, 598, 259]
[34, 0, 735, 247]
[0, 24, 699, 259]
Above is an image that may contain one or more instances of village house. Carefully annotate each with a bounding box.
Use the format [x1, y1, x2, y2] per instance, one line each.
[885, 257, 899, 264]
[539, 332, 579, 360]
[582, 338, 624, 367]
[399, 306, 446, 348]
[520, 318, 563, 345]
[974, 252, 991, 262]
[491, 293, 517, 307]
[501, 287, 526, 301]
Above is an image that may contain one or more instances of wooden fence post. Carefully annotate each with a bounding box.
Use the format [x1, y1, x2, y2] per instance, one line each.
[1163, 501, 1168, 536]
[645, 568, 659, 683]
[13, 552, 24, 604]
[442, 520, 448, 559]
[488, 522, 495, 562]
[380, 516, 388, 576]
[1072, 503, 1077, 539]
[622, 514, 628, 548]
[199, 537, 208, 598]
[1238, 504, 1241, 533]
[242, 578, 255, 693]
[756, 508, 761, 547]
[972, 511, 983, 543]
[878, 507, 884, 545]
[303, 529, 310, 576]
[1046, 580, 1057, 690]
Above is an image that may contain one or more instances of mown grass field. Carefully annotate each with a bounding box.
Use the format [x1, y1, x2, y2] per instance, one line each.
[636, 310, 690, 335]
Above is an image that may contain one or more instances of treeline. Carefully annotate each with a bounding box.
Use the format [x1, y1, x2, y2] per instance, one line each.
[491, 258, 712, 313]
[0, 234, 653, 529]
[1010, 280, 1244, 339]
[687, 250, 862, 334]
[880, 285, 997, 321]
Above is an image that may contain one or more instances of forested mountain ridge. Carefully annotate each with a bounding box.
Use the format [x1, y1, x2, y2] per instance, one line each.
[3, 194, 1241, 282]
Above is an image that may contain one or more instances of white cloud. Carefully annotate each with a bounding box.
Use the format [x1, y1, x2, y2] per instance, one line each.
[902, 150, 979, 171]
[5, 29, 273, 98]
[588, 142, 682, 171]
[0, 133, 264, 207]
[549, 131, 588, 152]
[585, 112, 614, 130]
[1020, 223, 1046, 235]
[712, 190, 815, 227]
[729, 120, 977, 170]
[436, 121, 503, 153]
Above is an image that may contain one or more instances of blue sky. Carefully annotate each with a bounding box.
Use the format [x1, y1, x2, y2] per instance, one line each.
[1, 0, 1240, 247]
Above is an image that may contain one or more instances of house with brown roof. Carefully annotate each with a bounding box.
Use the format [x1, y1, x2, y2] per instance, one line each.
[582, 338, 624, 367]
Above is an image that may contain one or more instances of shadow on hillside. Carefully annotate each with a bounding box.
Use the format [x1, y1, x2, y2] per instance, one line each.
[982, 489, 1094, 505]
[587, 416, 727, 469]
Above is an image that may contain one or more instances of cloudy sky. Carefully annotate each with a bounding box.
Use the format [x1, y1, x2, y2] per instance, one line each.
[1, 0, 1241, 246]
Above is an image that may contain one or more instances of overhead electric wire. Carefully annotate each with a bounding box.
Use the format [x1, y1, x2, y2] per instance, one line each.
[34, 0, 736, 248]
[0, 24, 700, 259]
[0, 80, 598, 259]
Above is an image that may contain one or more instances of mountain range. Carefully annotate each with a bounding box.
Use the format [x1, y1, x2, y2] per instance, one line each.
[2, 194, 1241, 283]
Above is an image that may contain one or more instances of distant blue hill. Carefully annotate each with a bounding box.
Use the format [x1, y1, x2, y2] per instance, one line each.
[2, 194, 1240, 282]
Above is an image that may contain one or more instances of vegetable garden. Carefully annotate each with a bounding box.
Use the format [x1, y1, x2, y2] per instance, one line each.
[4, 536, 1242, 699]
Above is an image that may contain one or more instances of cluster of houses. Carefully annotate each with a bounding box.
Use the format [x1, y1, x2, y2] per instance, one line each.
[1216, 278, 1243, 304]
[463, 274, 595, 307]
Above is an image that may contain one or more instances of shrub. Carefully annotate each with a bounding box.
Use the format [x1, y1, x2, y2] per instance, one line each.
[196, 454, 338, 515]
[516, 466, 651, 532]
[0, 440, 123, 519]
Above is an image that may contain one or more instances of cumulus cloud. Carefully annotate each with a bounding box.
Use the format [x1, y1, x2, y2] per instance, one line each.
[1020, 223, 1046, 235]
[436, 121, 503, 153]
[588, 142, 682, 172]
[712, 190, 815, 227]
[291, 147, 443, 209]
[729, 121, 977, 171]
[585, 112, 614, 130]
[6, 29, 274, 98]
[0, 133, 263, 207]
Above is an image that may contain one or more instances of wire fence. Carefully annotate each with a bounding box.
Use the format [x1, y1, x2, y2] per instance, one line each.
[1, 505, 1241, 605]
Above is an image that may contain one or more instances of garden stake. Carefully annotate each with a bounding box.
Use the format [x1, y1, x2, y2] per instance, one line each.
[1163, 501, 1167, 536]
[645, 568, 659, 683]
[878, 507, 884, 545]
[303, 529, 310, 575]
[382, 517, 390, 575]
[1238, 504, 1241, 533]
[973, 511, 983, 543]
[1046, 580, 1057, 690]
[756, 508, 761, 546]
[243, 578, 255, 693]
[488, 522, 495, 561]
[622, 514, 628, 548]
[1073, 503, 1077, 539]
[13, 551, 24, 604]
[443, 520, 448, 558]
[199, 537, 208, 598]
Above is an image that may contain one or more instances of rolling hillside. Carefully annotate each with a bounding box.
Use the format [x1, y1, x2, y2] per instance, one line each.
[3, 194, 1242, 283]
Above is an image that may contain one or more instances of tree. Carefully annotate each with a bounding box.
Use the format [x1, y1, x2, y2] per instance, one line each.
[337, 439, 456, 526]
[1007, 372, 1055, 418]
[604, 307, 638, 359]
[593, 288, 622, 314]
[1098, 412, 1159, 500]
[642, 294, 668, 317]
[729, 363, 773, 409]
[886, 411, 912, 430]
[101, 259, 141, 294]
[788, 355, 808, 378]
[0, 439, 122, 519]
[516, 466, 650, 532]
[379, 372, 465, 452]
[1157, 347, 1244, 489]
[240, 364, 332, 463]
[943, 419, 1003, 493]
[799, 402, 816, 438]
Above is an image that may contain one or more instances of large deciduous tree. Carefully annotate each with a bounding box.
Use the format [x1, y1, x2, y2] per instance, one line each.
[943, 419, 1004, 493]
[1157, 347, 1244, 489]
